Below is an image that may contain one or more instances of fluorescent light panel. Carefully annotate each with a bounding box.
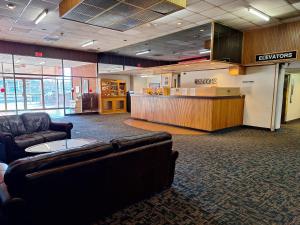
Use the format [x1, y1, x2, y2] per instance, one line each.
[136, 50, 151, 55]
[81, 40, 95, 48]
[35, 9, 48, 24]
[141, 75, 156, 78]
[248, 7, 270, 21]
[199, 50, 211, 54]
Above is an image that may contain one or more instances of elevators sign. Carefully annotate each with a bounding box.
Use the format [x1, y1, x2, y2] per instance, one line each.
[256, 51, 297, 62]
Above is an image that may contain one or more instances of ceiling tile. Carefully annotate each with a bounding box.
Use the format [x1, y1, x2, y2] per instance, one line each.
[184, 14, 208, 22]
[200, 7, 227, 17]
[205, 0, 237, 6]
[220, 0, 248, 11]
[187, 1, 215, 13]
[262, 5, 296, 17]
[170, 9, 197, 18]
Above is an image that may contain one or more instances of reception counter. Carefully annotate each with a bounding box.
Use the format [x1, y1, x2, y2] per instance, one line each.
[131, 95, 245, 131]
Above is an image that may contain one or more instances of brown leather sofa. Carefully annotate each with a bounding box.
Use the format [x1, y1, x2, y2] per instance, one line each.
[0, 132, 178, 225]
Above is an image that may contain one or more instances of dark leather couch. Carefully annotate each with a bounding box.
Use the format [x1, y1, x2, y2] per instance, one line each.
[0, 132, 178, 225]
[0, 113, 73, 163]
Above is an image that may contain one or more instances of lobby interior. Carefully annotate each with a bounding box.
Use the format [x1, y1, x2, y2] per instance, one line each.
[0, 0, 300, 225]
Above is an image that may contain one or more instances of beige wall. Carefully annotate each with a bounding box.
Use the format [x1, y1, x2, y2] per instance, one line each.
[180, 65, 278, 129]
[133, 76, 147, 93]
[286, 74, 300, 121]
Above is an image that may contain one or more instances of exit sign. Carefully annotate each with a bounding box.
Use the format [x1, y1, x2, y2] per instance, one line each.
[35, 51, 43, 57]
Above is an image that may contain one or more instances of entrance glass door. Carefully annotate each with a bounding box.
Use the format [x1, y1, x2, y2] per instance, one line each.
[43, 78, 58, 109]
[25, 79, 43, 109]
[5, 78, 25, 110]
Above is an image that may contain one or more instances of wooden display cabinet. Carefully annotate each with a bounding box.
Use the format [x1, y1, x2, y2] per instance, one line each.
[99, 79, 127, 114]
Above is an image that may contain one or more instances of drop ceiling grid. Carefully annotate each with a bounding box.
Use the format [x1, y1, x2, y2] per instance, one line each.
[0, 0, 298, 52]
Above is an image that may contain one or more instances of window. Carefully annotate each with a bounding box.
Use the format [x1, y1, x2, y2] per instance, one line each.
[83, 79, 89, 93]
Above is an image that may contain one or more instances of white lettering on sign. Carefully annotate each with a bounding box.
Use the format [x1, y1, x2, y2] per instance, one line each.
[256, 51, 297, 62]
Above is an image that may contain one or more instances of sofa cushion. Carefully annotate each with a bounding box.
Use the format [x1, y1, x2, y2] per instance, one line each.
[6, 115, 27, 136]
[0, 117, 12, 134]
[38, 130, 67, 142]
[14, 134, 44, 149]
[4, 142, 113, 195]
[110, 132, 172, 152]
[21, 113, 51, 133]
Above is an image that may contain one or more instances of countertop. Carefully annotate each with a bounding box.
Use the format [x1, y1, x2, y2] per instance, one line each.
[131, 94, 245, 99]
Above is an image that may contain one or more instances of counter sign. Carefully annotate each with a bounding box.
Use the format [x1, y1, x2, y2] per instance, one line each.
[256, 51, 297, 62]
[195, 78, 217, 85]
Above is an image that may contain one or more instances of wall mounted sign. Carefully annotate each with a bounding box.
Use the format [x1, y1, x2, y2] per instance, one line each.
[195, 78, 217, 85]
[256, 51, 297, 62]
[35, 51, 43, 57]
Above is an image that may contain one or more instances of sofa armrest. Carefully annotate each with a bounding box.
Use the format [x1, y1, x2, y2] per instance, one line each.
[0, 163, 29, 225]
[0, 163, 10, 206]
[50, 122, 73, 139]
[0, 133, 13, 145]
[0, 133, 14, 164]
[168, 150, 179, 187]
[1, 198, 27, 225]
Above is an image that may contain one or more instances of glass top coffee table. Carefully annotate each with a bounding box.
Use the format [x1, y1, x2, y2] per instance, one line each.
[25, 138, 98, 154]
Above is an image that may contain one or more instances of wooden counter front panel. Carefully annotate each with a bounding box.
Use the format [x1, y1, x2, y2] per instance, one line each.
[212, 98, 244, 130]
[131, 96, 244, 131]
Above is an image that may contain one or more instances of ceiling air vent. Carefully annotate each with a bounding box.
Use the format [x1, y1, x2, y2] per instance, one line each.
[44, 36, 60, 42]
[59, 0, 186, 31]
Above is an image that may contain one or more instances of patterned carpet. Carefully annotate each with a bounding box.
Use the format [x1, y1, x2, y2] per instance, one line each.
[55, 114, 300, 225]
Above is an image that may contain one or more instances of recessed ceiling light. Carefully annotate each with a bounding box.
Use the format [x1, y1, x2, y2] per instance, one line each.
[136, 50, 151, 55]
[248, 7, 270, 21]
[81, 40, 95, 47]
[200, 29, 204, 32]
[35, 9, 48, 24]
[6, 3, 16, 10]
[177, 22, 182, 25]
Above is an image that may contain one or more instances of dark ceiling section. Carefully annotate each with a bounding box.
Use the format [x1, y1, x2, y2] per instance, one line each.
[213, 23, 243, 64]
[0, 40, 98, 63]
[99, 53, 172, 68]
[60, 0, 185, 32]
[108, 23, 212, 62]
